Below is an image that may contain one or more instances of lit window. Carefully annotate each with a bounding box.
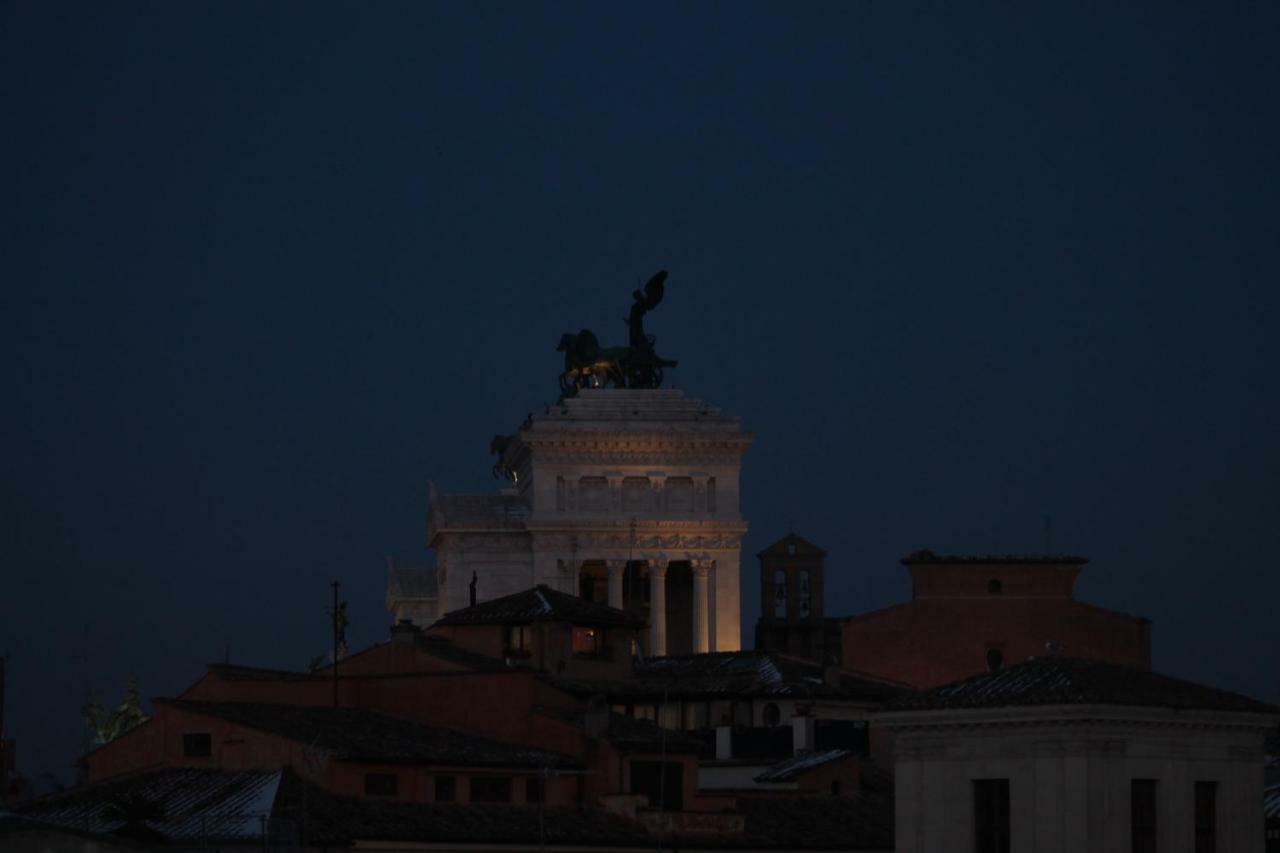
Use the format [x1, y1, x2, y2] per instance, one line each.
[505, 624, 531, 655]
[572, 626, 602, 656]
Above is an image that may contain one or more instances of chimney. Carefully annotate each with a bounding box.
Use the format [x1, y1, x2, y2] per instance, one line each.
[715, 725, 733, 760]
[791, 713, 815, 755]
[391, 619, 419, 645]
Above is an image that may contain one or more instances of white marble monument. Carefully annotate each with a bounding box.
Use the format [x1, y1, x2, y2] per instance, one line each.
[393, 388, 752, 655]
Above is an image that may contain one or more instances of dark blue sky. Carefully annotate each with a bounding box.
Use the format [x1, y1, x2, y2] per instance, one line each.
[3, 3, 1278, 785]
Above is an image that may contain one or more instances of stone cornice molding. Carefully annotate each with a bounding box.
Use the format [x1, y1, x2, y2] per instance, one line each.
[874, 703, 1280, 736]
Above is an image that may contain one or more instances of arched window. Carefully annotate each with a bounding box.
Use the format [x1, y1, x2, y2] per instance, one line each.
[988, 578, 1003, 595]
[773, 570, 787, 618]
[986, 648, 1004, 673]
[798, 571, 811, 619]
[762, 702, 781, 727]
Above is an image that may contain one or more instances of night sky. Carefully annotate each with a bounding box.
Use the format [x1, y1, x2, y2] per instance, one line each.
[3, 3, 1278, 787]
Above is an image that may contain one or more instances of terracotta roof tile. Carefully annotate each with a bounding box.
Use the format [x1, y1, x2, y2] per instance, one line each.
[882, 657, 1278, 714]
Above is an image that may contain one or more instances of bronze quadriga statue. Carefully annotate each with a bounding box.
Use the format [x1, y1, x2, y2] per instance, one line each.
[557, 270, 678, 396]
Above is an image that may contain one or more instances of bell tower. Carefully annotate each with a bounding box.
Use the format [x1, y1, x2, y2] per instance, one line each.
[754, 532, 827, 661]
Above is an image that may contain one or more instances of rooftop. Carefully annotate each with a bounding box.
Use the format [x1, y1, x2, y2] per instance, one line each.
[901, 550, 1088, 566]
[556, 651, 908, 702]
[758, 532, 827, 559]
[158, 701, 578, 769]
[882, 657, 1278, 714]
[753, 749, 854, 783]
[18, 768, 281, 843]
[434, 584, 645, 629]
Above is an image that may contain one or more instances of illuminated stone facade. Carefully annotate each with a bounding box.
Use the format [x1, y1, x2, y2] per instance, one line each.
[401, 389, 753, 655]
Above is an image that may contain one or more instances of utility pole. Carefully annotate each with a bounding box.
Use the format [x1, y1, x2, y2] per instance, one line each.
[330, 581, 340, 708]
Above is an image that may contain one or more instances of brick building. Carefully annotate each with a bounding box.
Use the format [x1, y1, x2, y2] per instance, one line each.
[841, 550, 1151, 689]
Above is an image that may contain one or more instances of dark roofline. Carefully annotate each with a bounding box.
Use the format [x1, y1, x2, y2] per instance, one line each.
[434, 584, 645, 628]
[205, 663, 319, 681]
[757, 532, 828, 558]
[901, 550, 1088, 566]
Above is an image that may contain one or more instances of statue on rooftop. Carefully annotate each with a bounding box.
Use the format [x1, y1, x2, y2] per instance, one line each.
[557, 270, 678, 397]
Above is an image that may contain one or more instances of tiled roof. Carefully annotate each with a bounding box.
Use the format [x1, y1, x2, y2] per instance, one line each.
[901, 550, 1087, 565]
[558, 651, 907, 702]
[434, 585, 645, 628]
[274, 766, 893, 850]
[160, 701, 578, 769]
[758, 533, 827, 558]
[535, 705, 704, 753]
[18, 769, 281, 843]
[753, 749, 854, 783]
[883, 657, 1279, 714]
[205, 663, 319, 682]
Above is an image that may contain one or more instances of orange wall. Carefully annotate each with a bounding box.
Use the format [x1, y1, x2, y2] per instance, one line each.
[85, 705, 578, 806]
[843, 597, 1150, 688]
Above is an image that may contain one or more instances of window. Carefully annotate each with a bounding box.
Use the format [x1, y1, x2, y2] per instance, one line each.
[555, 476, 566, 511]
[622, 477, 650, 512]
[364, 773, 398, 798]
[798, 570, 811, 619]
[986, 648, 1004, 673]
[183, 733, 212, 758]
[665, 477, 693, 513]
[1131, 779, 1157, 853]
[683, 701, 707, 730]
[434, 775, 455, 802]
[774, 570, 788, 618]
[504, 624, 531, 656]
[1194, 781, 1216, 853]
[470, 776, 512, 803]
[988, 578, 1003, 594]
[579, 477, 609, 511]
[762, 702, 781, 727]
[830, 780, 842, 796]
[572, 626, 602, 656]
[526, 777, 544, 804]
[630, 760, 683, 811]
[706, 477, 717, 512]
[786, 543, 796, 556]
[973, 779, 1010, 853]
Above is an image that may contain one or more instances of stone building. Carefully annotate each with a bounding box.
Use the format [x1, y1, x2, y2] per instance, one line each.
[876, 656, 1278, 853]
[754, 533, 830, 663]
[841, 551, 1151, 689]
[391, 388, 753, 656]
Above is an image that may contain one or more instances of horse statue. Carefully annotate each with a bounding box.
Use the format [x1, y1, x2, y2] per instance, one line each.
[556, 271, 678, 396]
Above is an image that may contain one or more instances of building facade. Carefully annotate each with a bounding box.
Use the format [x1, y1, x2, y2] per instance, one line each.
[754, 533, 830, 663]
[842, 551, 1152, 689]
[394, 388, 753, 656]
[877, 657, 1278, 853]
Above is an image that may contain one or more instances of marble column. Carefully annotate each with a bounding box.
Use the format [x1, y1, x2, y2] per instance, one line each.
[606, 559, 626, 610]
[691, 557, 712, 654]
[648, 556, 669, 657]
